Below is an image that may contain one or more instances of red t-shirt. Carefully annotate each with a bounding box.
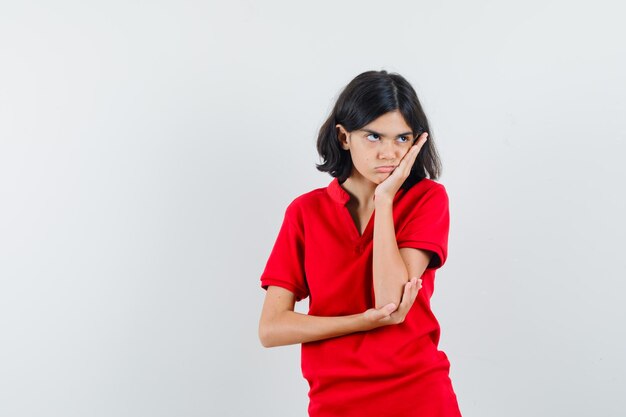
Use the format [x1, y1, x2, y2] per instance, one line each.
[260, 177, 462, 417]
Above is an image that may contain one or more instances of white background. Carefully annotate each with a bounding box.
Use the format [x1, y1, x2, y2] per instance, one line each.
[1, 1, 625, 416]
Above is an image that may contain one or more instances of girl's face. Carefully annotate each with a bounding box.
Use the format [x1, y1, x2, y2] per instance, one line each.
[336, 110, 416, 185]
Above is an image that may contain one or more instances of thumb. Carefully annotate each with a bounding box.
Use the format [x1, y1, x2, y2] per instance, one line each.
[383, 303, 396, 314]
[369, 303, 396, 320]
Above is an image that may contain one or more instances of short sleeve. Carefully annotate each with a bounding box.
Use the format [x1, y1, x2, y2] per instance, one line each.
[396, 184, 450, 270]
[259, 202, 309, 301]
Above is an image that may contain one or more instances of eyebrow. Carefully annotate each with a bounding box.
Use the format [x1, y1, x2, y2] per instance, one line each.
[359, 128, 414, 137]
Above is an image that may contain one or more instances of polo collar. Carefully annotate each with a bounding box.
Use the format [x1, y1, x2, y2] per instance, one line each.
[327, 177, 351, 205]
[326, 176, 408, 205]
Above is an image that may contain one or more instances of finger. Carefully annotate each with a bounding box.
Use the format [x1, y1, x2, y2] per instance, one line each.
[395, 150, 417, 178]
[376, 303, 396, 318]
[411, 276, 422, 289]
[398, 134, 428, 175]
[365, 304, 394, 322]
[397, 280, 414, 310]
[409, 277, 419, 297]
[412, 279, 421, 299]
[407, 135, 428, 164]
[406, 277, 420, 303]
[416, 131, 428, 144]
[410, 133, 428, 158]
[409, 132, 428, 150]
[392, 280, 417, 322]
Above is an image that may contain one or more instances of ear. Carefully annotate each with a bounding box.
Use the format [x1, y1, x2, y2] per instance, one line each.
[335, 123, 350, 150]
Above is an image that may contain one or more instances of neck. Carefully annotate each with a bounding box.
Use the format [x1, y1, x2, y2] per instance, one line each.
[340, 173, 377, 207]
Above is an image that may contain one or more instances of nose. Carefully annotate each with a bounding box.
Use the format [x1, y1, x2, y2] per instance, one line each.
[378, 140, 398, 161]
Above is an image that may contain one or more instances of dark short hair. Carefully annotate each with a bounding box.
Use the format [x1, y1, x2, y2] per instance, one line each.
[315, 70, 442, 190]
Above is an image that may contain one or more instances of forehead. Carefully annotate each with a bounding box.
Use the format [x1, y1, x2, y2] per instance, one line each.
[360, 110, 413, 135]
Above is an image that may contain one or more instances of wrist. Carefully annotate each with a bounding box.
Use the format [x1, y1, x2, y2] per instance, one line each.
[353, 311, 372, 332]
[373, 194, 394, 207]
[355, 310, 381, 332]
[355, 312, 369, 331]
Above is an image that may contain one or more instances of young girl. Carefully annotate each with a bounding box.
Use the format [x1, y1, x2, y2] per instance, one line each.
[258, 70, 462, 417]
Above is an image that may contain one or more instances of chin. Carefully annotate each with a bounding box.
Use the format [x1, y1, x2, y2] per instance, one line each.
[372, 173, 390, 182]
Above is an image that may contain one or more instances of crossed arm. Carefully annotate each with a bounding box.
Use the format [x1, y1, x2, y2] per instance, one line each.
[258, 198, 432, 348]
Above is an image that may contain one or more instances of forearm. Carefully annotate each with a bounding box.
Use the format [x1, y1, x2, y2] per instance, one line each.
[260, 310, 369, 348]
[372, 197, 409, 309]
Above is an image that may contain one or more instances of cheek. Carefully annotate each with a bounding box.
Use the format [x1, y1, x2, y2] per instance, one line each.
[351, 150, 370, 164]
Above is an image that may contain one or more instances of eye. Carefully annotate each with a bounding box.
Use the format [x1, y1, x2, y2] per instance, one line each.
[366, 133, 380, 142]
[397, 136, 410, 143]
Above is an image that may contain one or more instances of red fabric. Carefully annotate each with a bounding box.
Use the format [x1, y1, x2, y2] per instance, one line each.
[260, 177, 462, 417]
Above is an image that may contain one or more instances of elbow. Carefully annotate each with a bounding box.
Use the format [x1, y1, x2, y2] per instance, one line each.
[258, 332, 274, 349]
[258, 322, 271, 348]
[373, 282, 407, 310]
[258, 320, 278, 348]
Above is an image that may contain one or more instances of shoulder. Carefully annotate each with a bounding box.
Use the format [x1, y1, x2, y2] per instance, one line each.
[396, 179, 450, 225]
[283, 184, 329, 220]
[402, 178, 448, 204]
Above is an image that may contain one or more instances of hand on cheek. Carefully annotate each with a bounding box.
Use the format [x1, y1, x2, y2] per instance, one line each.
[374, 132, 428, 201]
